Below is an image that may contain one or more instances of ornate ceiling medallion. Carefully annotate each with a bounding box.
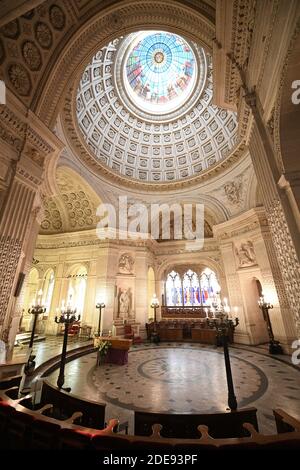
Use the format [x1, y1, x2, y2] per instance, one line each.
[123, 31, 197, 115]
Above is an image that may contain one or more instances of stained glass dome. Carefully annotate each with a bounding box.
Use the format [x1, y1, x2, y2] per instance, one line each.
[124, 32, 197, 114]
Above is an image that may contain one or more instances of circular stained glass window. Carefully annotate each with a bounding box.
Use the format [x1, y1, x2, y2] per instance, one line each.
[124, 31, 197, 114]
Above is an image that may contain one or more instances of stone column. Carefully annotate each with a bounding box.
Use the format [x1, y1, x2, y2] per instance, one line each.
[45, 263, 64, 335]
[0, 159, 40, 345]
[258, 230, 297, 351]
[134, 250, 148, 338]
[6, 212, 42, 351]
[0, 97, 63, 350]
[248, 101, 300, 337]
[218, 241, 251, 344]
[84, 260, 97, 326]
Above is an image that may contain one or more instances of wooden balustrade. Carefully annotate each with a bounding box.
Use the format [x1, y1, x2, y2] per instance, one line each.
[1, 386, 300, 450]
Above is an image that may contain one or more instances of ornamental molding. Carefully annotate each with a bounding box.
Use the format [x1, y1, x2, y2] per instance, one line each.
[273, 19, 300, 174]
[0, 100, 61, 161]
[0, 105, 26, 152]
[224, 0, 257, 107]
[62, 89, 247, 190]
[214, 207, 268, 240]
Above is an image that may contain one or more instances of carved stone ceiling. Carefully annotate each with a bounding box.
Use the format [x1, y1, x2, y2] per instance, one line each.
[40, 167, 100, 234]
[76, 32, 238, 184]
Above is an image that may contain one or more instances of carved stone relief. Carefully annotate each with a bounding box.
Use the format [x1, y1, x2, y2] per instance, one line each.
[235, 240, 256, 268]
[7, 63, 32, 96]
[224, 178, 243, 205]
[118, 253, 134, 274]
[22, 41, 42, 71]
[35, 22, 53, 49]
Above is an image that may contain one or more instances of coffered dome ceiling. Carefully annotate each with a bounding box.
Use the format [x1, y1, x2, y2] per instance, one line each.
[76, 31, 239, 184]
[40, 167, 101, 234]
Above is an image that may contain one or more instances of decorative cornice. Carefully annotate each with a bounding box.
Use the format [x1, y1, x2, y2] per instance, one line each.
[273, 18, 300, 173]
[225, 0, 257, 106]
[213, 207, 269, 240]
[0, 105, 26, 152]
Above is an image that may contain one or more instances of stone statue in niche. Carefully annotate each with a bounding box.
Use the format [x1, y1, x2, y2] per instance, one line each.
[224, 180, 242, 205]
[118, 253, 134, 274]
[118, 288, 133, 319]
[236, 241, 256, 268]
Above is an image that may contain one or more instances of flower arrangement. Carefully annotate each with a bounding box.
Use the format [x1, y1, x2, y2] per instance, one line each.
[98, 340, 111, 357]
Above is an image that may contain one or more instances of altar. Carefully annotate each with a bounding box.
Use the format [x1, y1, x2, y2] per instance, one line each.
[94, 337, 132, 365]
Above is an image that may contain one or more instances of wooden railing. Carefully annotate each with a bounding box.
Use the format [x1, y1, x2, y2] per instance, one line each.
[1, 386, 300, 450]
[161, 306, 211, 319]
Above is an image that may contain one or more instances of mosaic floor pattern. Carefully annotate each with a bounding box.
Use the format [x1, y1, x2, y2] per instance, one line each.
[46, 342, 300, 434]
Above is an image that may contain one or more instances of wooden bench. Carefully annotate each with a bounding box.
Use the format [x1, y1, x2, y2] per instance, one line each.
[1, 389, 300, 450]
[134, 408, 259, 438]
[40, 379, 106, 429]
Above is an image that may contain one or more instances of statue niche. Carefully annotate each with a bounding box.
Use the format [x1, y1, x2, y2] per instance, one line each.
[118, 287, 133, 319]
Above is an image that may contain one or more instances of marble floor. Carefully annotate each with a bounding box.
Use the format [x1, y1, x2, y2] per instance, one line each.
[14, 335, 92, 369]
[42, 341, 300, 435]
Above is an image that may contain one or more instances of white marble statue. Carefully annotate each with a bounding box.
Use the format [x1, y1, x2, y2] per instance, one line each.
[119, 289, 130, 318]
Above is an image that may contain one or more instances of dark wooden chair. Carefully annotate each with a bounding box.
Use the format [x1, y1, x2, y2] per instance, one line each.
[124, 324, 142, 344]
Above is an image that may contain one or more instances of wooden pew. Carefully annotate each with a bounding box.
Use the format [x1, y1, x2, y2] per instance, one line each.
[274, 408, 300, 433]
[40, 379, 106, 429]
[1, 388, 300, 450]
[134, 408, 259, 439]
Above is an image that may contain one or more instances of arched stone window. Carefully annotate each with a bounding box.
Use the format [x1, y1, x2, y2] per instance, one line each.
[165, 267, 220, 306]
[42, 269, 55, 316]
[67, 265, 88, 318]
[166, 270, 182, 306]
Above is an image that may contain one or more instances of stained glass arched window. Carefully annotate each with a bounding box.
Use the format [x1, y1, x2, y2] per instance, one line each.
[183, 269, 201, 306]
[165, 267, 220, 307]
[125, 31, 197, 114]
[200, 268, 220, 305]
[166, 270, 182, 306]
